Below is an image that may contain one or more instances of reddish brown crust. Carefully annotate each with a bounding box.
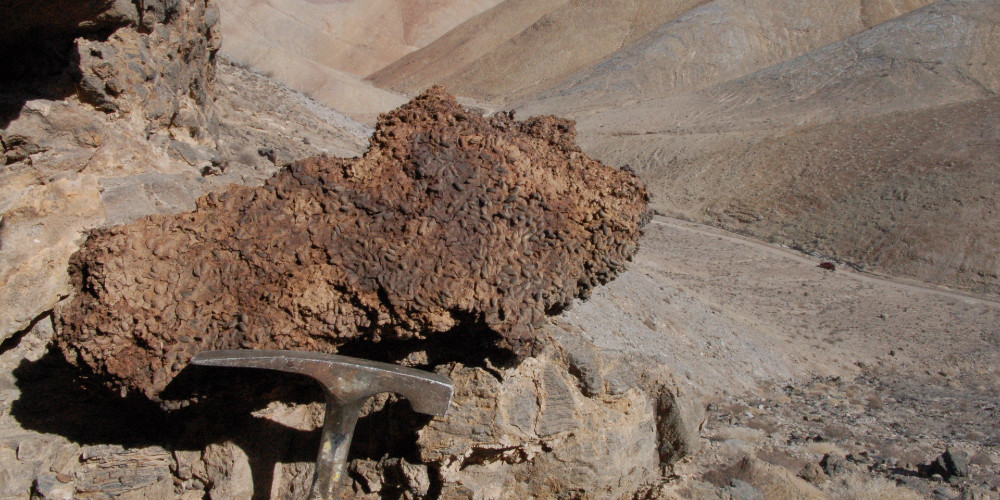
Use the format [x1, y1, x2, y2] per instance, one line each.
[55, 87, 649, 399]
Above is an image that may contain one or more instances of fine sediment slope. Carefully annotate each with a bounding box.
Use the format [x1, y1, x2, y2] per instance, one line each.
[226, 50, 409, 125]
[368, 0, 569, 95]
[369, 0, 708, 104]
[371, 0, 932, 108]
[524, 0, 934, 111]
[216, 0, 503, 123]
[217, 0, 504, 77]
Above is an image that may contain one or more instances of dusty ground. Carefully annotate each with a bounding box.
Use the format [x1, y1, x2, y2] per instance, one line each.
[2, 214, 997, 498]
[558, 217, 1000, 498]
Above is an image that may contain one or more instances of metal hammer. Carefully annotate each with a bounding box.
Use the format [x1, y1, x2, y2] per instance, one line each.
[191, 350, 453, 499]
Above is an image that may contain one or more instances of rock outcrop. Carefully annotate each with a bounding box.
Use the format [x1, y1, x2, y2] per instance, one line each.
[75, 0, 222, 141]
[2, 0, 221, 140]
[55, 87, 649, 399]
[398, 327, 702, 499]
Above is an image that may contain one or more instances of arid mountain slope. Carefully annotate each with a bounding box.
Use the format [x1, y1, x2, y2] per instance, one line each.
[649, 97, 999, 293]
[218, 0, 503, 77]
[368, 0, 569, 95]
[227, 51, 408, 125]
[526, 0, 1000, 293]
[371, 0, 932, 107]
[369, 0, 709, 103]
[216, 0, 503, 122]
[522, 0, 934, 110]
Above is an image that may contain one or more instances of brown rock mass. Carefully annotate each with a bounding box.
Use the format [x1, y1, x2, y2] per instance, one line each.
[55, 87, 649, 399]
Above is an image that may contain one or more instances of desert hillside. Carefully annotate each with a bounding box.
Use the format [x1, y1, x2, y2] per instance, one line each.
[526, 0, 1000, 293]
[520, 0, 935, 110]
[218, 0, 503, 76]
[371, 0, 933, 107]
[368, 0, 708, 103]
[216, 0, 503, 122]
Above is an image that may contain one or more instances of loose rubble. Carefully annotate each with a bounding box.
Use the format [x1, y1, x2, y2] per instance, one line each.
[656, 373, 1000, 499]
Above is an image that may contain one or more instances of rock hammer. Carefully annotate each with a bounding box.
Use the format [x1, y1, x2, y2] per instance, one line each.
[191, 350, 453, 499]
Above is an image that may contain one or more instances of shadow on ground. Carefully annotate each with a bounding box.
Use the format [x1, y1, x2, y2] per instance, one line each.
[8, 323, 520, 498]
[10, 347, 436, 498]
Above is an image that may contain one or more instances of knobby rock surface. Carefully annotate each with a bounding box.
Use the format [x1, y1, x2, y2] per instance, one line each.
[56, 87, 649, 399]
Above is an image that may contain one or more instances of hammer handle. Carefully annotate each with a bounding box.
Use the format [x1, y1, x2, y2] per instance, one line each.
[309, 395, 365, 500]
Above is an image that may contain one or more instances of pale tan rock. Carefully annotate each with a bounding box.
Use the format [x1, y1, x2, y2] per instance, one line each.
[0, 174, 105, 343]
[417, 339, 665, 499]
[0, 447, 33, 498]
[33, 475, 75, 500]
[398, 459, 431, 497]
[203, 441, 254, 500]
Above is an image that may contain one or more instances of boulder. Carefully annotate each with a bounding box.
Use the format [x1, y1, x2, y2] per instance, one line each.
[55, 87, 649, 399]
[74, 0, 222, 140]
[0, 0, 370, 345]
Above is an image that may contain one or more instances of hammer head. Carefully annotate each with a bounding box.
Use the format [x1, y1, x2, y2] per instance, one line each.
[191, 350, 453, 416]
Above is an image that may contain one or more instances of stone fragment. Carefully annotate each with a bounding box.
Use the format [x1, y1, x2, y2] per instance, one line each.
[727, 478, 764, 500]
[349, 459, 383, 494]
[55, 87, 650, 399]
[75, 445, 173, 498]
[203, 441, 254, 500]
[0, 448, 34, 498]
[33, 474, 75, 500]
[16, 437, 50, 461]
[798, 462, 827, 484]
[561, 334, 605, 397]
[942, 448, 970, 478]
[925, 448, 971, 480]
[820, 453, 849, 476]
[398, 460, 430, 497]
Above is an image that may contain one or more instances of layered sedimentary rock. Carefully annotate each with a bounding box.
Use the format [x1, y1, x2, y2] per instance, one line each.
[56, 87, 649, 399]
[0, 0, 225, 344]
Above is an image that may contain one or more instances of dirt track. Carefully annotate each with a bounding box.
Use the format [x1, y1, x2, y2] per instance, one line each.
[651, 217, 1000, 308]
